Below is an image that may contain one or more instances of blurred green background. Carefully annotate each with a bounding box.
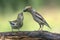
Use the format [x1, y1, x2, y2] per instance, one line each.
[0, 0, 60, 33]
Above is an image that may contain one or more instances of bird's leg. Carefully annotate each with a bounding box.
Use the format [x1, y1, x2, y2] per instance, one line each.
[12, 28, 13, 32]
[18, 29, 20, 32]
[40, 25, 43, 31]
[40, 24, 44, 32]
[38, 24, 44, 32]
[12, 29, 13, 32]
[38, 25, 41, 31]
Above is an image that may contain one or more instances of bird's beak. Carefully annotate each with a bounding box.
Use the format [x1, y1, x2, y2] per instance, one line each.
[23, 8, 27, 12]
[23, 9, 25, 12]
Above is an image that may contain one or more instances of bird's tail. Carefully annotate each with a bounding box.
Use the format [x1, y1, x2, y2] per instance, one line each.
[9, 21, 11, 24]
[45, 22, 51, 29]
[9, 21, 13, 25]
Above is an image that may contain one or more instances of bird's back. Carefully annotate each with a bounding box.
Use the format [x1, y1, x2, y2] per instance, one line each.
[30, 9, 51, 28]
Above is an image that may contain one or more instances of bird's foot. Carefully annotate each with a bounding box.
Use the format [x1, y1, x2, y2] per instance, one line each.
[37, 29, 43, 32]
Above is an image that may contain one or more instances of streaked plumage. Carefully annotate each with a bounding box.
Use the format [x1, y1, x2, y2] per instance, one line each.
[23, 6, 51, 30]
[9, 12, 24, 31]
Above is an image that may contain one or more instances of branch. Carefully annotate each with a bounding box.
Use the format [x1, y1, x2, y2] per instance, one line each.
[0, 31, 60, 40]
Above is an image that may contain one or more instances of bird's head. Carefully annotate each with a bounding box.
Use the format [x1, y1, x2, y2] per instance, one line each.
[23, 6, 32, 12]
[19, 12, 23, 16]
[17, 12, 24, 21]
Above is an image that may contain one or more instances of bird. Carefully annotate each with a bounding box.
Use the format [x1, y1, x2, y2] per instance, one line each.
[23, 6, 51, 31]
[9, 12, 24, 32]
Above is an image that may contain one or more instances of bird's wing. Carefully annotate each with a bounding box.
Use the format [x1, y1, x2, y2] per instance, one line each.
[34, 12, 51, 28]
[35, 12, 46, 22]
